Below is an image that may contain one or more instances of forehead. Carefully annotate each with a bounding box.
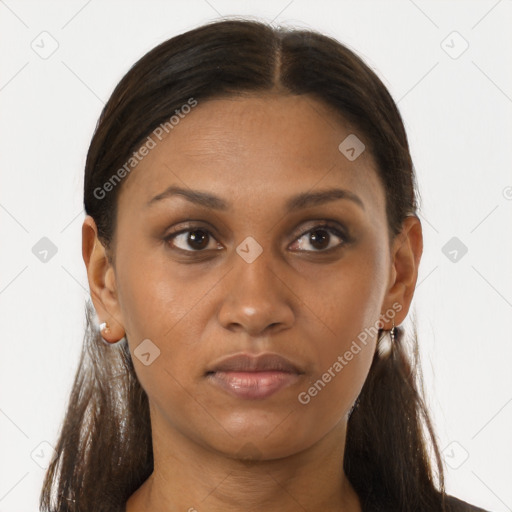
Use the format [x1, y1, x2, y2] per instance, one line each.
[118, 93, 385, 216]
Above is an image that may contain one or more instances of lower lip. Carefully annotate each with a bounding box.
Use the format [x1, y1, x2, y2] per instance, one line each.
[207, 371, 301, 400]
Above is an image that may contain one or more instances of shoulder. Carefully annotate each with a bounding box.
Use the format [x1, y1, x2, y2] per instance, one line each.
[445, 494, 492, 512]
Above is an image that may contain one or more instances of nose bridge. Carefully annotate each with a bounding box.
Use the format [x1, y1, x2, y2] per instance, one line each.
[233, 238, 279, 308]
[217, 239, 294, 335]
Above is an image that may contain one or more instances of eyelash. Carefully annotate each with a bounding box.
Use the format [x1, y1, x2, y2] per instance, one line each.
[163, 221, 351, 255]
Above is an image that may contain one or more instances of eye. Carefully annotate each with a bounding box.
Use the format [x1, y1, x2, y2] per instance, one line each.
[164, 222, 350, 255]
[289, 223, 348, 253]
[164, 227, 222, 253]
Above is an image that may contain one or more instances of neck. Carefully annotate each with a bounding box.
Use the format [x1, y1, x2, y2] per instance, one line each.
[126, 407, 362, 512]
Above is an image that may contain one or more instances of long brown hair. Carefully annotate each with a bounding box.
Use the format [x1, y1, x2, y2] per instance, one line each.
[40, 18, 447, 511]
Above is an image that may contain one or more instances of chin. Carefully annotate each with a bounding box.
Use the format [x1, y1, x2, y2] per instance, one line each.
[199, 416, 317, 462]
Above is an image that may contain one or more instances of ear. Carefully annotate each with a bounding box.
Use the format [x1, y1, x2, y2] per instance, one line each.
[380, 215, 423, 327]
[82, 215, 125, 342]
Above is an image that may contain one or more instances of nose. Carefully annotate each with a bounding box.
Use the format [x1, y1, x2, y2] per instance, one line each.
[217, 248, 295, 337]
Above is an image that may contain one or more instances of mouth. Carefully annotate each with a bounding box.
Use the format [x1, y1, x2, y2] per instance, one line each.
[205, 353, 305, 400]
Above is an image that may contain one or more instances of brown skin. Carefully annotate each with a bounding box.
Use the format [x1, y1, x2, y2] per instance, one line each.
[82, 93, 422, 512]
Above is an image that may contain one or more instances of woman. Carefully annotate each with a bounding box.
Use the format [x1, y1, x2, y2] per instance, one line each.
[39, 18, 492, 512]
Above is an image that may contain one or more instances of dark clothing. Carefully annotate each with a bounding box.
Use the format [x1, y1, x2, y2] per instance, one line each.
[444, 494, 491, 512]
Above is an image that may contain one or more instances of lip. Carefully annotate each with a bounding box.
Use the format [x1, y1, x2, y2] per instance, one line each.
[206, 353, 304, 374]
[205, 353, 305, 400]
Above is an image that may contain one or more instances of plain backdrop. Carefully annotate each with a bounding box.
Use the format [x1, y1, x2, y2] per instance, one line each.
[0, 1, 511, 511]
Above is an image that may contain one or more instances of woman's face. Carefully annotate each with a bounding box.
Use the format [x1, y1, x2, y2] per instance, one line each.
[88, 93, 416, 460]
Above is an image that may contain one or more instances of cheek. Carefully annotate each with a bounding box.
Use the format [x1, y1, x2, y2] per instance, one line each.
[113, 248, 212, 400]
[297, 343, 373, 421]
[293, 290, 378, 427]
[115, 244, 204, 342]
[303, 248, 386, 345]
[296, 246, 386, 398]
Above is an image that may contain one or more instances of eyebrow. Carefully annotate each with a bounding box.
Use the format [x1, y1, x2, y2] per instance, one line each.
[146, 185, 365, 212]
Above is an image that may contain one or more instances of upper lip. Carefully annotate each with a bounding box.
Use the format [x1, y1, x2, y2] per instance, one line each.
[206, 353, 304, 374]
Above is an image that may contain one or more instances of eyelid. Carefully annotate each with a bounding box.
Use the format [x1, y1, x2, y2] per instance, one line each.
[163, 219, 220, 239]
[293, 221, 350, 241]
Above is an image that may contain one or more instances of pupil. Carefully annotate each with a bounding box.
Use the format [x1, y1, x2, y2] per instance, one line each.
[310, 229, 329, 249]
[189, 230, 208, 249]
